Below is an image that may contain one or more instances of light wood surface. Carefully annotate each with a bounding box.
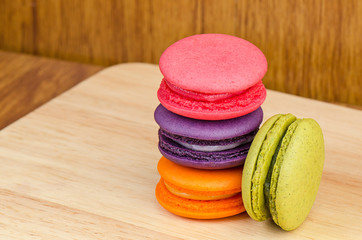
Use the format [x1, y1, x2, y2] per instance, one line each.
[0, 63, 361, 239]
[1, 0, 361, 106]
[0, 50, 102, 129]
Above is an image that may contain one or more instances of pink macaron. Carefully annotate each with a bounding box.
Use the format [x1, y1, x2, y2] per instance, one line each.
[158, 34, 267, 120]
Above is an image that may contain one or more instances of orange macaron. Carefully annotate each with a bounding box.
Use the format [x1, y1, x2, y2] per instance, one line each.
[155, 156, 245, 219]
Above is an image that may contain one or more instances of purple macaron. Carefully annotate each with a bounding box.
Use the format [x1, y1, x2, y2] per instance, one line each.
[154, 104, 263, 169]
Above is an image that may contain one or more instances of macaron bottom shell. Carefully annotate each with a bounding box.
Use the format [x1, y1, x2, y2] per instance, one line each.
[156, 180, 245, 219]
[157, 79, 266, 120]
[158, 133, 251, 170]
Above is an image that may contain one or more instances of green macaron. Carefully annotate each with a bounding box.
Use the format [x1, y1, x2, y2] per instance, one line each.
[242, 114, 325, 231]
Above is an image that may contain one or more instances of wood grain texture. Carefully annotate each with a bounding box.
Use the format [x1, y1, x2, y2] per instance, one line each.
[0, 0, 361, 106]
[0, 0, 34, 53]
[0, 189, 181, 240]
[0, 63, 361, 239]
[0, 50, 102, 129]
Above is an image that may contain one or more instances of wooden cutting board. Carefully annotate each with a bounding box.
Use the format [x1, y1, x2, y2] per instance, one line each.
[0, 63, 361, 239]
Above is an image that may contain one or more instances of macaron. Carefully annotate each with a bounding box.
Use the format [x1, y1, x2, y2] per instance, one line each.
[158, 33, 267, 120]
[242, 114, 325, 231]
[155, 156, 245, 219]
[154, 104, 263, 169]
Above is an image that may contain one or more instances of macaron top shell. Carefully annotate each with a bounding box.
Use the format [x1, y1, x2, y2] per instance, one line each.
[157, 156, 242, 193]
[159, 34, 267, 94]
[157, 79, 266, 120]
[154, 104, 263, 140]
[155, 180, 245, 219]
[270, 119, 324, 231]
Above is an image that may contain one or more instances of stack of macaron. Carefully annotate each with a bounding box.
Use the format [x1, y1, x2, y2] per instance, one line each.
[154, 34, 268, 219]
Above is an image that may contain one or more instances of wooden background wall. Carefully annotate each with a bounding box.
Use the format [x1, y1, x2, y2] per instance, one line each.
[1, 0, 361, 106]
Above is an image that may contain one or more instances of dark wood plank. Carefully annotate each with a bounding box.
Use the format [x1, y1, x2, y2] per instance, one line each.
[0, 51, 102, 129]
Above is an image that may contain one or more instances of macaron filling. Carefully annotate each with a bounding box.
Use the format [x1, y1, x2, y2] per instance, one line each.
[164, 180, 238, 200]
[173, 140, 244, 152]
